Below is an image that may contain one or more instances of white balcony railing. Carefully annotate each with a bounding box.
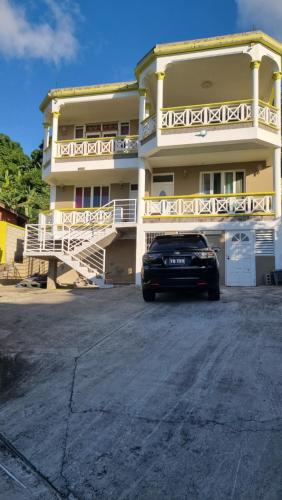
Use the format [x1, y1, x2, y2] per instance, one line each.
[159, 100, 279, 132]
[56, 136, 138, 158]
[144, 193, 274, 218]
[40, 199, 137, 226]
[141, 114, 157, 139]
[161, 100, 253, 129]
[258, 101, 279, 128]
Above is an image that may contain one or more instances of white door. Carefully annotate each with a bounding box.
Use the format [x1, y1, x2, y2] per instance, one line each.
[226, 231, 256, 286]
[152, 174, 174, 197]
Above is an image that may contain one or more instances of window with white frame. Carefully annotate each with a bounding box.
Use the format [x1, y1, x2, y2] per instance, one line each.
[74, 122, 130, 140]
[75, 186, 110, 208]
[200, 170, 245, 195]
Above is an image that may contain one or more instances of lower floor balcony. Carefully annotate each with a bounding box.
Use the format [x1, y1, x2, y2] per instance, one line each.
[143, 192, 275, 219]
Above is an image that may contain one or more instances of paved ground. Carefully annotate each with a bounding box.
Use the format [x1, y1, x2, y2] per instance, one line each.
[0, 285, 282, 499]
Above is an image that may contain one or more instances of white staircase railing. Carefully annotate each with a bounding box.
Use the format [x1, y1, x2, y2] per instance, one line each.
[24, 199, 137, 284]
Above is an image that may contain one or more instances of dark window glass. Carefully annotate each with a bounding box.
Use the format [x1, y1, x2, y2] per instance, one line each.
[214, 173, 221, 194]
[86, 124, 101, 133]
[103, 123, 118, 131]
[202, 173, 211, 194]
[75, 187, 83, 208]
[120, 122, 130, 135]
[101, 186, 109, 205]
[235, 172, 244, 193]
[93, 186, 101, 207]
[149, 236, 207, 252]
[153, 175, 173, 183]
[131, 184, 138, 191]
[83, 187, 91, 208]
[75, 127, 84, 139]
[103, 132, 116, 138]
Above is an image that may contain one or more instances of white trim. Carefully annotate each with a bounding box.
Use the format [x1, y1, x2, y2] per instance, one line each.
[151, 172, 174, 196]
[225, 230, 256, 286]
[74, 184, 111, 208]
[200, 169, 245, 194]
[50, 186, 56, 210]
[71, 121, 131, 140]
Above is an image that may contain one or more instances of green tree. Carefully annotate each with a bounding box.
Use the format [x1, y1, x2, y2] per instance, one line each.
[0, 134, 49, 222]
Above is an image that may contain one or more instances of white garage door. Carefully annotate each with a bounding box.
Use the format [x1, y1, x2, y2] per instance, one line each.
[226, 231, 256, 286]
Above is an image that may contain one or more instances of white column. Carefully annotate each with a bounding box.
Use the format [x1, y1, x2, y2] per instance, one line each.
[145, 102, 151, 118]
[50, 185, 56, 210]
[137, 158, 146, 224]
[138, 88, 147, 138]
[51, 111, 60, 160]
[155, 71, 165, 136]
[43, 122, 50, 149]
[273, 71, 282, 131]
[135, 224, 146, 286]
[273, 147, 281, 218]
[250, 60, 261, 127]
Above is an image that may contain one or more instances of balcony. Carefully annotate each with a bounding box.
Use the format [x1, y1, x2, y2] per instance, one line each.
[140, 100, 279, 141]
[56, 135, 139, 158]
[144, 192, 275, 219]
[40, 199, 137, 226]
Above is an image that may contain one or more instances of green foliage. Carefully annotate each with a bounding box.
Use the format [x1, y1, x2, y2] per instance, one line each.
[0, 133, 50, 222]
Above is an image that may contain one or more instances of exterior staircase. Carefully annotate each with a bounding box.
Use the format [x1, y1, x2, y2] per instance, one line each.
[24, 199, 136, 287]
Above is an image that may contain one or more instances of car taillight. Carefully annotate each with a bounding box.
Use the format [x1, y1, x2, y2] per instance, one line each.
[143, 253, 163, 264]
[194, 251, 215, 259]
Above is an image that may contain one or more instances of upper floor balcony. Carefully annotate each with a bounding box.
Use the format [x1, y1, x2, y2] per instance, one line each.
[138, 36, 282, 154]
[41, 82, 140, 181]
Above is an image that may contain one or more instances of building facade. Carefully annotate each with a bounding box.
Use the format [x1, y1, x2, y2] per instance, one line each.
[25, 31, 282, 287]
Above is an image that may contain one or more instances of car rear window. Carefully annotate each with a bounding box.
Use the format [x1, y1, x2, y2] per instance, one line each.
[149, 236, 207, 252]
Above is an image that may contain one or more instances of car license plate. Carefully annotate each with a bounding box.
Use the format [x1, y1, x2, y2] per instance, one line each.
[169, 257, 185, 265]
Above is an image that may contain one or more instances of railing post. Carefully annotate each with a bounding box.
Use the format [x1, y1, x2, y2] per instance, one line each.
[203, 107, 208, 125]
[43, 224, 46, 251]
[247, 197, 252, 214]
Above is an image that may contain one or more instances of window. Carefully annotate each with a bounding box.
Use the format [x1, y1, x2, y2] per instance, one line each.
[86, 124, 101, 139]
[201, 171, 245, 194]
[232, 232, 249, 242]
[75, 187, 83, 208]
[75, 186, 110, 208]
[102, 122, 118, 138]
[93, 186, 110, 207]
[83, 187, 91, 207]
[153, 174, 174, 183]
[75, 126, 84, 139]
[74, 122, 130, 140]
[120, 122, 130, 136]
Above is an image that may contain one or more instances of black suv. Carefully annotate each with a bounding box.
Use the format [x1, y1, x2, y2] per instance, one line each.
[141, 233, 220, 301]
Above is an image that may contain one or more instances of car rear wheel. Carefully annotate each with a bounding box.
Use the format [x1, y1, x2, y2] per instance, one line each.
[142, 289, 155, 302]
[208, 286, 220, 301]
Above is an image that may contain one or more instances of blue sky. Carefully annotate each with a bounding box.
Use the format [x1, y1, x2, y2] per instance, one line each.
[0, 0, 281, 155]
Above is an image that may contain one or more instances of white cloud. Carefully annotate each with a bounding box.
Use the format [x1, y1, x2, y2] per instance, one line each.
[0, 0, 79, 64]
[236, 0, 282, 40]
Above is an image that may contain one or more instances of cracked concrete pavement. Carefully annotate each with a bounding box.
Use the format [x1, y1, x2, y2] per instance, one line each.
[0, 285, 282, 499]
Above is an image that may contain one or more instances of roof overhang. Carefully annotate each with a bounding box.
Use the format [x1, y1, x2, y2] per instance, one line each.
[40, 80, 138, 113]
[135, 31, 282, 77]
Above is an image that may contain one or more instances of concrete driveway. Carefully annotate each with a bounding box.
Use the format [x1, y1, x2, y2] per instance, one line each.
[0, 285, 282, 499]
